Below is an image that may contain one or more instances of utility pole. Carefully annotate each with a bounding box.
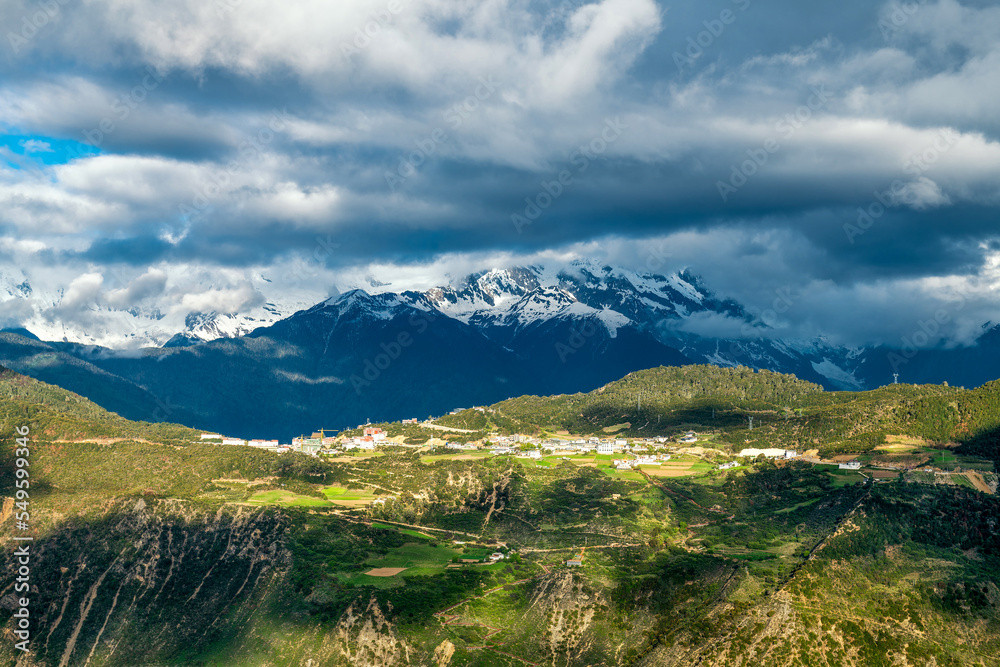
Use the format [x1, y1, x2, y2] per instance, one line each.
[748, 416, 754, 431]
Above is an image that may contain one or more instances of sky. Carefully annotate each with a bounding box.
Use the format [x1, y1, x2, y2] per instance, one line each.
[1, 0, 999, 348]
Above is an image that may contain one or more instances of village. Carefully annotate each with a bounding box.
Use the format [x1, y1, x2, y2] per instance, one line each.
[196, 421, 701, 465]
[196, 421, 868, 474]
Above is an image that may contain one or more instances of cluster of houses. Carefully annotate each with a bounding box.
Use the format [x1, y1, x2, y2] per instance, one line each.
[612, 455, 671, 470]
[738, 448, 798, 459]
[341, 427, 388, 450]
[198, 425, 390, 457]
[198, 433, 323, 456]
[198, 421, 710, 462]
[483, 433, 694, 456]
[716, 448, 798, 471]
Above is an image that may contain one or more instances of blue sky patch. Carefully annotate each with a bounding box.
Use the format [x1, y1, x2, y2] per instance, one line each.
[0, 134, 102, 169]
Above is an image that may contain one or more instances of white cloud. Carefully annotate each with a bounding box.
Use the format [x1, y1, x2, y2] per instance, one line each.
[58, 272, 104, 312]
[105, 269, 168, 307]
[18, 139, 52, 153]
[177, 283, 265, 315]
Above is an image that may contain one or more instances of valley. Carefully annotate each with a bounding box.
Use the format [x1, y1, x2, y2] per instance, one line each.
[1, 364, 999, 665]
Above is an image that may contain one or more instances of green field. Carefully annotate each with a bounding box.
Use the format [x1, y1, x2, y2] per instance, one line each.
[596, 465, 646, 481]
[774, 497, 821, 513]
[950, 474, 976, 489]
[371, 522, 436, 540]
[321, 485, 381, 506]
[338, 542, 469, 584]
[419, 451, 491, 463]
[827, 471, 865, 487]
[246, 489, 331, 507]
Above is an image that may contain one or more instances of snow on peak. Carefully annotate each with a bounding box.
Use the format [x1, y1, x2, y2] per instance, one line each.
[417, 263, 710, 331]
[502, 286, 632, 336]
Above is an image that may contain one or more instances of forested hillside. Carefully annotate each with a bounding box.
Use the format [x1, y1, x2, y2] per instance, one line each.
[0, 365, 998, 666]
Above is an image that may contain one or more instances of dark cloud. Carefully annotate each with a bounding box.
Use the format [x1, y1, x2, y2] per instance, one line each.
[1, 0, 999, 347]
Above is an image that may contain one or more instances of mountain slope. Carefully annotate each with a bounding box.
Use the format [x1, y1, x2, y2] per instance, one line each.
[7, 262, 1000, 437]
[2, 365, 998, 666]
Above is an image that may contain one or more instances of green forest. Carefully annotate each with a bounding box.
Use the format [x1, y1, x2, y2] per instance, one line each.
[1, 364, 998, 666]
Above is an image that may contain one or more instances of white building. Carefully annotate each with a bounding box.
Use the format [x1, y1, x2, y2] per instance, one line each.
[739, 448, 793, 459]
[718, 461, 739, 470]
[200, 433, 222, 440]
[597, 442, 615, 454]
[839, 460, 862, 470]
[222, 437, 246, 446]
[248, 439, 279, 449]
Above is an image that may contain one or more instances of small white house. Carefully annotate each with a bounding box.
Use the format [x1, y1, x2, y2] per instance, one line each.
[739, 448, 790, 459]
[839, 460, 862, 470]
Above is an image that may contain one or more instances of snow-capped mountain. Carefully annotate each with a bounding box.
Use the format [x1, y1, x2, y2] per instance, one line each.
[409, 262, 732, 329]
[5, 261, 1000, 437]
[0, 269, 320, 349]
[1, 260, 870, 390]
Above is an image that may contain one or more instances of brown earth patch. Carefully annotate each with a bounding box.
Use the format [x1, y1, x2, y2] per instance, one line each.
[642, 466, 697, 477]
[965, 471, 993, 494]
[365, 567, 407, 577]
